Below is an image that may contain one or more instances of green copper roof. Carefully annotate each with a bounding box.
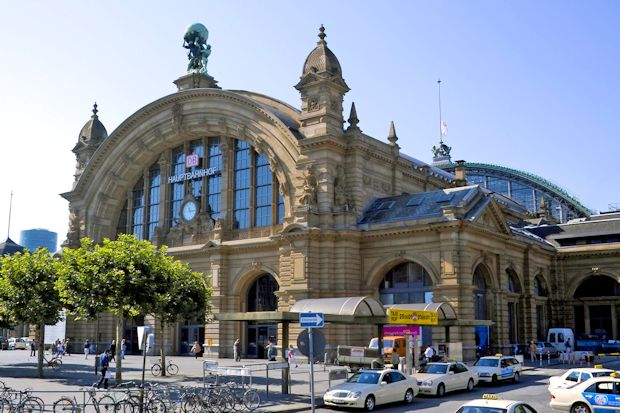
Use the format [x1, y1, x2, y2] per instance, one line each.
[437, 161, 593, 216]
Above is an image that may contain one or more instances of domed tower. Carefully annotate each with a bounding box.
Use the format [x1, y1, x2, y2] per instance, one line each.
[72, 103, 108, 183]
[295, 25, 350, 138]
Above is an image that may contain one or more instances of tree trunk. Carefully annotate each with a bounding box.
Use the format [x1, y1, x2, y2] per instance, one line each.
[159, 318, 166, 377]
[115, 313, 123, 382]
[37, 322, 45, 378]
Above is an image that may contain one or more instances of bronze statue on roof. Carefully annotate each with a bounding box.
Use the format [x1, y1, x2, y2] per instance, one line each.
[183, 23, 211, 75]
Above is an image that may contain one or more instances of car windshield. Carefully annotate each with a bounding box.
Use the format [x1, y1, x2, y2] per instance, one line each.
[457, 407, 507, 413]
[474, 359, 499, 367]
[347, 372, 380, 384]
[368, 338, 394, 349]
[418, 364, 448, 374]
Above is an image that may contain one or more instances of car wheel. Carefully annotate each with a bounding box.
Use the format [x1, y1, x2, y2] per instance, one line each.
[570, 402, 591, 413]
[364, 395, 375, 412]
[513, 372, 520, 383]
[404, 388, 414, 404]
[491, 374, 498, 384]
[436, 383, 445, 397]
[467, 379, 474, 391]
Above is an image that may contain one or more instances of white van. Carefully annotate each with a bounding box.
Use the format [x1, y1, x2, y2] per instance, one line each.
[547, 328, 575, 352]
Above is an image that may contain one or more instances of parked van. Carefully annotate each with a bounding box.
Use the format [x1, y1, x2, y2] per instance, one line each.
[547, 328, 575, 352]
[368, 336, 407, 362]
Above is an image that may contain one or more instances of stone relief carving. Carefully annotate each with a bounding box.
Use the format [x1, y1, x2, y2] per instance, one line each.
[308, 98, 320, 112]
[65, 209, 82, 247]
[333, 165, 350, 209]
[172, 103, 183, 134]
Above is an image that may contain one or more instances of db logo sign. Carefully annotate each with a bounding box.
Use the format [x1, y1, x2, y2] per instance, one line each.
[186, 153, 200, 168]
[594, 395, 608, 405]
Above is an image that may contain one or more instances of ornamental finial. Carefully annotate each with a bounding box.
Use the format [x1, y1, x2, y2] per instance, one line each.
[318, 24, 326, 43]
[92, 102, 98, 118]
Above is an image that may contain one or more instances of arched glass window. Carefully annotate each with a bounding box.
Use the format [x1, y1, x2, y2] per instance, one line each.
[473, 266, 488, 320]
[247, 274, 279, 312]
[120, 136, 284, 240]
[506, 269, 522, 293]
[379, 262, 433, 305]
[574, 276, 620, 298]
[534, 275, 548, 296]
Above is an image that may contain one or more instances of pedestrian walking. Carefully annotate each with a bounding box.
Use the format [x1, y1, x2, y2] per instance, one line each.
[390, 347, 400, 371]
[29, 340, 36, 357]
[529, 341, 537, 362]
[121, 338, 126, 359]
[84, 339, 90, 359]
[233, 338, 241, 362]
[56, 340, 64, 356]
[287, 345, 297, 368]
[109, 339, 116, 362]
[190, 341, 202, 359]
[266, 339, 277, 361]
[64, 338, 71, 355]
[97, 350, 111, 389]
[565, 337, 572, 353]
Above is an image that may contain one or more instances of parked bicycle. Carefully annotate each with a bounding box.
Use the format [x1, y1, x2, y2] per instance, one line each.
[0, 388, 45, 413]
[43, 353, 63, 371]
[151, 359, 179, 376]
[53, 386, 133, 413]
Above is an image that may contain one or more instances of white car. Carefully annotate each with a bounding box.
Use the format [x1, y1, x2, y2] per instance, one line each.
[549, 375, 620, 412]
[548, 367, 614, 391]
[473, 355, 522, 383]
[7, 338, 26, 350]
[323, 368, 418, 411]
[413, 362, 478, 396]
[456, 394, 539, 413]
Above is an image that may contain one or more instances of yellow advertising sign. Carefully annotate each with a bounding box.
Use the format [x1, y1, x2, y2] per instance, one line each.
[387, 309, 439, 325]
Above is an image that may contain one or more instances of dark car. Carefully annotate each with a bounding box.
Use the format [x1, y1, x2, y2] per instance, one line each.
[0, 336, 8, 350]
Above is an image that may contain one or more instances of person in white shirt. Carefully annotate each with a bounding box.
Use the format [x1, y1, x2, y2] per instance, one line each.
[424, 345, 434, 359]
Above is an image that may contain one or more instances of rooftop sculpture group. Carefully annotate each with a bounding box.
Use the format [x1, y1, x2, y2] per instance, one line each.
[183, 23, 211, 75]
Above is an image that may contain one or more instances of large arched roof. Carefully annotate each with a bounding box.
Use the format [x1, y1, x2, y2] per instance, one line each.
[438, 161, 593, 221]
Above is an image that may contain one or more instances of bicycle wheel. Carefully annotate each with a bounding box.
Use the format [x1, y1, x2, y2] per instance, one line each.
[98, 395, 117, 413]
[51, 358, 63, 371]
[151, 364, 162, 376]
[242, 390, 260, 412]
[166, 363, 179, 376]
[53, 397, 77, 413]
[0, 398, 13, 413]
[181, 394, 199, 413]
[114, 400, 135, 413]
[146, 398, 167, 413]
[22, 397, 44, 413]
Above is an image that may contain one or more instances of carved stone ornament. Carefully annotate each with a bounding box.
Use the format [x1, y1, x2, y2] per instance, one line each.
[308, 98, 320, 112]
[65, 209, 81, 247]
[298, 166, 318, 209]
[172, 103, 184, 134]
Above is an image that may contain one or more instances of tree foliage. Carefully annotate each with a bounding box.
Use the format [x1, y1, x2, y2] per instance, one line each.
[0, 248, 64, 376]
[57, 234, 211, 380]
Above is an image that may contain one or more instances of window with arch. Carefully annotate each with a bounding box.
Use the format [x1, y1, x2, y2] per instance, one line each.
[506, 269, 522, 293]
[379, 262, 433, 305]
[473, 266, 489, 320]
[574, 275, 620, 298]
[117, 136, 285, 240]
[247, 274, 279, 312]
[534, 275, 548, 296]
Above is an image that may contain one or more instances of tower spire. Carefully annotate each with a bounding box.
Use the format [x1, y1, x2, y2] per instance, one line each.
[6, 191, 13, 239]
[388, 121, 398, 146]
[347, 102, 360, 131]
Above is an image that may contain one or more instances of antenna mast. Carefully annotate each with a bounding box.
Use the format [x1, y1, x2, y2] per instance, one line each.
[6, 191, 13, 239]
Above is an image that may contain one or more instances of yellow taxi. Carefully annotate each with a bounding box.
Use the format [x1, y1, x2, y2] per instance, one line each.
[456, 394, 539, 413]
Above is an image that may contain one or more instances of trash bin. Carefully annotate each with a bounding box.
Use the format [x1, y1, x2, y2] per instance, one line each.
[95, 354, 100, 374]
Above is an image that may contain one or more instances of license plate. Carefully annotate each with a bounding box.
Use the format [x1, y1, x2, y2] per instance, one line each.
[332, 399, 346, 404]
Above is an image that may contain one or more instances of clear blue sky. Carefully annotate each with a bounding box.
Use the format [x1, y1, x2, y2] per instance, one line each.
[1, 1, 618, 250]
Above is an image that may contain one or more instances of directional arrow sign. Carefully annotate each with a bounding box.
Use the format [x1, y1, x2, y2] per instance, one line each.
[299, 312, 324, 328]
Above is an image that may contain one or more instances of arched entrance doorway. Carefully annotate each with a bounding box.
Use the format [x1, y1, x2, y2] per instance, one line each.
[246, 273, 279, 358]
[573, 275, 620, 340]
[378, 261, 434, 345]
[473, 265, 493, 351]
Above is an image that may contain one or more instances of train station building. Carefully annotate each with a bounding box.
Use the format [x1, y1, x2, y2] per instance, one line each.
[60, 24, 620, 361]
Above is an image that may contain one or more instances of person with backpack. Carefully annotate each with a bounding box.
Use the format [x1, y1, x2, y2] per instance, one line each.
[97, 350, 111, 389]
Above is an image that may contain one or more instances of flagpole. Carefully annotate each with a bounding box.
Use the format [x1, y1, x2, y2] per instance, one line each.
[437, 79, 443, 144]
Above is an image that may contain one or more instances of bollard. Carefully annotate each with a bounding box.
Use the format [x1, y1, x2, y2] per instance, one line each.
[539, 353, 542, 367]
[547, 352, 551, 365]
[266, 364, 269, 397]
[95, 354, 100, 374]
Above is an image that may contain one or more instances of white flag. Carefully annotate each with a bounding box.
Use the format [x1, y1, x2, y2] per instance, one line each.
[440, 121, 448, 137]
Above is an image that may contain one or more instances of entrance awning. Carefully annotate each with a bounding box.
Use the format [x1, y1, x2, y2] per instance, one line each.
[291, 296, 385, 316]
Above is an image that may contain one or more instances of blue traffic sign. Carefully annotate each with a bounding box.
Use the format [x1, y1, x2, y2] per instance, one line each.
[299, 312, 324, 328]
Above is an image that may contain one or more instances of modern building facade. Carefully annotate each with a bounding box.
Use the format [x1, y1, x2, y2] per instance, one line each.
[59, 25, 620, 360]
[19, 228, 58, 253]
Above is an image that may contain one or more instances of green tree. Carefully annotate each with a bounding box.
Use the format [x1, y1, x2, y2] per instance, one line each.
[0, 249, 64, 377]
[153, 253, 210, 375]
[57, 234, 210, 382]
